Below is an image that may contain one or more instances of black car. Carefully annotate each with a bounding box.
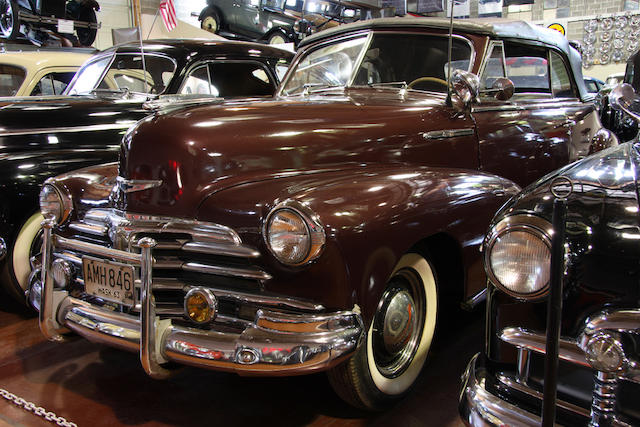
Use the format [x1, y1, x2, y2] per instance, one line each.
[0, 38, 292, 304]
[0, 0, 100, 46]
[598, 51, 639, 143]
[459, 85, 640, 425]
[198, 0, 389, 45]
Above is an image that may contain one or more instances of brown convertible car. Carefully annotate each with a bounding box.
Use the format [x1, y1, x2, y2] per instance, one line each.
[31, 18, 617, 410]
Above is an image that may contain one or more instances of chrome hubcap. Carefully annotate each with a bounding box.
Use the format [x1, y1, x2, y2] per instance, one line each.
[0, 0, 12, 35]
[372, 270, 425, 378]
[202, 16, 217, 33]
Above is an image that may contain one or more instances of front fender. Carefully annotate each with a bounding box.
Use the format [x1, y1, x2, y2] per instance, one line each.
[0, 148, 118, 245]
[197, 165, 520, 322]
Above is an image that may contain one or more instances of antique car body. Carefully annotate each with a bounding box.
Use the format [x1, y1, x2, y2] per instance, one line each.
[0, 0, 100, 46]
[0, 48, 93, 96]
[0, 39, 292, 303]
[33, 18, 617, 409]
[458, 130, 640, 424]
[198, 0, 388, 44]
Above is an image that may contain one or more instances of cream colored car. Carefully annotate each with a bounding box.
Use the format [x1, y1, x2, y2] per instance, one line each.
[0, 49, 93, 96]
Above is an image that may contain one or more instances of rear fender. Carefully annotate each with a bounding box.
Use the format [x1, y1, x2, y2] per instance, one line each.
[198, 165, 520, 322]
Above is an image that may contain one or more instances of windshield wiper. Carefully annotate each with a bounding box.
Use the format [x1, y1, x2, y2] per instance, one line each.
[284, 83, 344, 96]
[366, 81, 408, 89]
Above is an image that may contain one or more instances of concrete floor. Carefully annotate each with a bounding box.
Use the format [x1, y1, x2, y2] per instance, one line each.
[0, 287, 483, 427]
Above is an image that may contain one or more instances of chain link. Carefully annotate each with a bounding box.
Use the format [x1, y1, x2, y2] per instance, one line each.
[0, 387, 77, 427]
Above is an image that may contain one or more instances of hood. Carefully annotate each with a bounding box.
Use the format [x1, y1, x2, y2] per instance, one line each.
[0, 96, 149, 156]
[117, 89, 464, 217]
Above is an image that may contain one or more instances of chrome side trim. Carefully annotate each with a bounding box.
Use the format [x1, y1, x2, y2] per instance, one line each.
[422, 128, 474, 140]
[182, 241, 260, 258]
[183, 262, 272, 281]
[472, 101, 583, 113]
[499, 327, 589, 367]
[0, 122, 136, 137]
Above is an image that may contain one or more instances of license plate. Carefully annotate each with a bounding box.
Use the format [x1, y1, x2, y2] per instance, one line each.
[82, 256, 136, 307]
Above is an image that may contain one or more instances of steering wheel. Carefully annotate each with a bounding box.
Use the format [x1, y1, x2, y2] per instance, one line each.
[407, 77, 448, 89]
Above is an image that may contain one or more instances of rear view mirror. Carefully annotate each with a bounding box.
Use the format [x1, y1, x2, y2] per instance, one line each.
[450, 70, 479, 112]
[491, 77, 515, 101]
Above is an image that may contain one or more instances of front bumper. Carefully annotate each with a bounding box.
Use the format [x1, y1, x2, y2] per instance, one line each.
[37, 219, 363, 378]
[459, 353, 544, 427]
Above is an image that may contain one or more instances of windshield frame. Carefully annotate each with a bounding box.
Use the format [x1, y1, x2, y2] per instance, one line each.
[278, 30, 476, 97]
[64, 51, 178, 96]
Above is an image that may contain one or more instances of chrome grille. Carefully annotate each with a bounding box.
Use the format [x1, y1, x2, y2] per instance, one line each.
[53, 209, 322, 324]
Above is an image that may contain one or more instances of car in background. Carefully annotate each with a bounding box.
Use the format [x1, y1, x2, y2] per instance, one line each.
[0, 0, 100, 46]
[0, 38, 293, 304]
[459, 84, 640, 426]
[605, 71, 624, 87]
[584, 75, 604, 94]
[0, 47, 93, 96]
[32, 18, 616, 411]
[198, 0, 390, 45]
[598, 51, 639, 142]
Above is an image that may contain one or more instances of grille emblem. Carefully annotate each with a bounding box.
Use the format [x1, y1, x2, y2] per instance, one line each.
[116, 176, 163, 193]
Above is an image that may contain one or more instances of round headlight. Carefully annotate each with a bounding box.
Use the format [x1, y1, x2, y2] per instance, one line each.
[484, 215, 552, 299]
[39, 183, 72, 224]
[264, 201, 325, 266]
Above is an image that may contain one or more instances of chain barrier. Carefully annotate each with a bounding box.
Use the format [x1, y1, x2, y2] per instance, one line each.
[0, 387, 77, 427]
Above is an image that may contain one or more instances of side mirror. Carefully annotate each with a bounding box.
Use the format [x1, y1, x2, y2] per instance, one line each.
[491, 77, 515, 101]
[609, 83, 640, 123]
[450, 70, 479, 112]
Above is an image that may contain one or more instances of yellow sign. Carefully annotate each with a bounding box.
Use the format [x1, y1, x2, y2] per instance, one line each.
[548, 23, 566, 36]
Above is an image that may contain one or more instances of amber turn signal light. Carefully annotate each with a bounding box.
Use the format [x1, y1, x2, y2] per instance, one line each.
[184, 287, 217, 324]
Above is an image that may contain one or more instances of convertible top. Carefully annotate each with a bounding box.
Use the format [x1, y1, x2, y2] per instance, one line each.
[299, 17, 589, 101]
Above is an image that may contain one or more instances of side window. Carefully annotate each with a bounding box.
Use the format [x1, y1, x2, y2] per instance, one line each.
[0, 64, 26, 96]
[209, 62, 276, 97]
[180, 62, 277, 97]
[550, 51, 576, 98]
[504, 42, 550, 94]
[180, 65, 213, 95]
[31, 72, 77, 96]
[479, 42, 506, 92]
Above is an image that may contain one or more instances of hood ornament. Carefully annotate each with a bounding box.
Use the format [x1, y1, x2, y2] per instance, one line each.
[116, 176, 163, 193]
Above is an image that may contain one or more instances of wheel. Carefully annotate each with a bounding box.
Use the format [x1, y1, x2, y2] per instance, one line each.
[74, 7, 97, 46]
[201, 10, 220, 34]
[1, 212, 43, 304]
[0, 0, 19, 40]
[267, 29, 289, 45]
[407, 77, 449, 90]
[327, 253, 438, 410]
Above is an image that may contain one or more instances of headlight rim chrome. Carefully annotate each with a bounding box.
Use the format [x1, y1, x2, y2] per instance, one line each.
[39, 181, 73, 225]
[263, 200, 326, 267]
[484, 214, 553, 301]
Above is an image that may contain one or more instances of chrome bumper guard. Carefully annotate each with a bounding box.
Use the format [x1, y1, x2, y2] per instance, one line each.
[38, 219, 363, 377]
[459, 353, 546, 427]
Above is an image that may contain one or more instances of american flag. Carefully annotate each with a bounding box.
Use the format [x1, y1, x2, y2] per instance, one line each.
[159, 0, 177, 32]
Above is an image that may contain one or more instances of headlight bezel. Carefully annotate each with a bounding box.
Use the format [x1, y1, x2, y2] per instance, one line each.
[484, 214, 553, 300]
[39, 182, 73, 225]
[263, 200, 325, 267]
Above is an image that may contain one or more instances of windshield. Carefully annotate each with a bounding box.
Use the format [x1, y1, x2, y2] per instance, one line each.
[281, 33, 472, 96]
[65, 53, 177, 95]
